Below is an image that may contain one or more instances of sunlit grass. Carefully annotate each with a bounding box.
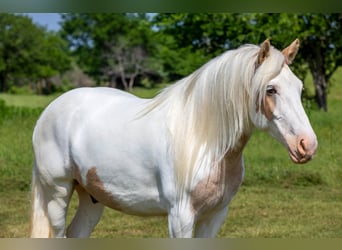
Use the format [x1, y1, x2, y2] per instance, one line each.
[220, 186, 342, 238]
[0, 93, 60, 108]
[2, 186, 341, 238]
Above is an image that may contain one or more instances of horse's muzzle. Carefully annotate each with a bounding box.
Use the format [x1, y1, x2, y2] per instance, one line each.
[288, 135, 318, 164]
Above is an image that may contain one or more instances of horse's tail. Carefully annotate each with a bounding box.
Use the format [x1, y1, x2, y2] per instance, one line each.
[30, 165, 52, 238]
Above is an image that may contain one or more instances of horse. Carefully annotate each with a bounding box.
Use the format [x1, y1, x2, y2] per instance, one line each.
[30, 39, 317, 238]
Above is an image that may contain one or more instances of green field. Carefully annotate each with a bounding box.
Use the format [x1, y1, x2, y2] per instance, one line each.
[0, 69, 341, 238]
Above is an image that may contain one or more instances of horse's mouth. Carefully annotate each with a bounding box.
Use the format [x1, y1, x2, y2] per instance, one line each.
[288, 149, 313, 164]
[288, 144, 316, 164]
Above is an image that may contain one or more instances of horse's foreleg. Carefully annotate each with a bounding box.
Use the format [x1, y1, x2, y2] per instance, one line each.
[194, 205, 229, 238]
[66, 184, 104, 238]
[168, 206, 195, 238]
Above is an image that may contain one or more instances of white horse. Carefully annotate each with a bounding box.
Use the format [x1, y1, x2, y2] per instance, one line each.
[30, 39, 317, 238]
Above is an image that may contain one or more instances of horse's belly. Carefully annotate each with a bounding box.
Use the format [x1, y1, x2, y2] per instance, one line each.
[83, 166, 168, 216]
[72, 128, 171, 216]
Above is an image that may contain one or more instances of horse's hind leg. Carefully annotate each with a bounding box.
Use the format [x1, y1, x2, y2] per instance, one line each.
[30, 167, 74, 238]
[66, 183, 104, 238]
[47, 181, 74, 237]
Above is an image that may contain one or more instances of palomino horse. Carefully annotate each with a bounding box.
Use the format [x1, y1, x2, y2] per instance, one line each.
[30, 39, 317, 238]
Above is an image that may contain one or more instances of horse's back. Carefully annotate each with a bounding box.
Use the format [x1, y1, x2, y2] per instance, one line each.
[34, 87, 143, 138]
[32, 87, 146, 178]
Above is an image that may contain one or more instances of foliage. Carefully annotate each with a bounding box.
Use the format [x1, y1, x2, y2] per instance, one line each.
[151, 30, 211, 81]
[299, 14, 342, 111]
[152, 13, 341, 110]
[60, 13, 161, 90]
[0, 14, 71, 93]
[152, 13, 252, 81]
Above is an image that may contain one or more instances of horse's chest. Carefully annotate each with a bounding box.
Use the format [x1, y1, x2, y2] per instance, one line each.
[190, 155, 243, 215]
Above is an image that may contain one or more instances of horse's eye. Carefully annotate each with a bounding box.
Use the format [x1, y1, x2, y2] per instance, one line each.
[266, 86, 277, 95]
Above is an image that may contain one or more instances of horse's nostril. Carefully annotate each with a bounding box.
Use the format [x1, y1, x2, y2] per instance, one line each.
[298, 139, 306, 157]
[300, 139, 306, 150]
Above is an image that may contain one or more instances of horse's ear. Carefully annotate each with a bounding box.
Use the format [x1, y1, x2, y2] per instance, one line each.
[256, 39, 271, 68]
[282, 38, 300, 65]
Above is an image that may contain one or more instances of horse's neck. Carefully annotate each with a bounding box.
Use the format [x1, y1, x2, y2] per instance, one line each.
[229, 132, 252, 154]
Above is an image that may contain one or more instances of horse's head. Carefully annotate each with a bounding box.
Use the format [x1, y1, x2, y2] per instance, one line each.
[250, 39, 317, 164]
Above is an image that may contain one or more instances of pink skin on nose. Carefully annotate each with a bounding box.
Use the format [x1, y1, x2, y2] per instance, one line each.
[288, 135, 318, 164]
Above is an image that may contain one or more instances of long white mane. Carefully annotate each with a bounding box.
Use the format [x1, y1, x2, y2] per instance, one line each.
[146, 44, 285, 193]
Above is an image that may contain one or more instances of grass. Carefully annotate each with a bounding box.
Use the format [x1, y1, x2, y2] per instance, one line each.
[0, 93, 59, 108]
[0, 84, 169, 108]
[222, 186, 342, 238]
[0, 69, 342, 238]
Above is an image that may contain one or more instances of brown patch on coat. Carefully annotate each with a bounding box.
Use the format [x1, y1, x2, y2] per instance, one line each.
[72, 165, 83, 186]
[190, 134, 250, 215]
[262, 94, 276, 120]
[255, 93, 276, 121]
[85, 167, 123, 211]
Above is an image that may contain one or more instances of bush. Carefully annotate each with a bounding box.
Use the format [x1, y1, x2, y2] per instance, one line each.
[8, 85, 34, 95]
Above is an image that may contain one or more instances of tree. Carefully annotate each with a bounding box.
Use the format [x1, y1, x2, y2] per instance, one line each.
[152, 13, 253, 81]
[153, 13, 342, 111]
[249, 13, 341, 111]
[102, 37, 148, 91]
[0, 14, 71, 93]
[61, 13, 160, 91]
[299, 14, 341, 111]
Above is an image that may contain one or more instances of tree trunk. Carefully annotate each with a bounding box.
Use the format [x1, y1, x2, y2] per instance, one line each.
[121, 77, 129, 91]
[306, 43, 328, 112]
[313, 73, 328, 111]
[36, 79, 43, 95]
[308, 63, 328, 112]
[0, 73, 7, 92]
[110, 75, 117, 88]
[128, 75, 136, 92]
[119, 70, 129, 91]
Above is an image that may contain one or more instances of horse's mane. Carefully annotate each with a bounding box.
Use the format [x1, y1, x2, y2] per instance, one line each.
[145, 44, 285, 194]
